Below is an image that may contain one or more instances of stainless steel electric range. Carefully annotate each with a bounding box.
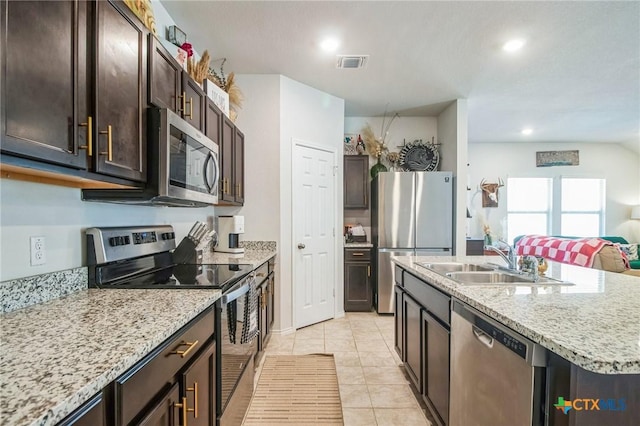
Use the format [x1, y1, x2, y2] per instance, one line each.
[86, 225, 258, 426]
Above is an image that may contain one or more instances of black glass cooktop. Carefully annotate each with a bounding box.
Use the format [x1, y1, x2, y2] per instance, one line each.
[100, 263, 253, 290]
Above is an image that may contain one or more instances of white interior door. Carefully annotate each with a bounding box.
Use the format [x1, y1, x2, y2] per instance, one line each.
[293, 142, 336, 329]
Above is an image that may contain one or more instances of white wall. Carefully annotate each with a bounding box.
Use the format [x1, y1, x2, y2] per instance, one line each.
[0, 179, 215, 281]
[216, 75, 281, 242]
[279, 76, 345, 333]
[437, 100, 469, 255]
[468, 142, 640, 243]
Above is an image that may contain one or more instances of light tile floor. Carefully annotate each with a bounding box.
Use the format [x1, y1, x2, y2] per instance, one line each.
[257, 312, 433, 426]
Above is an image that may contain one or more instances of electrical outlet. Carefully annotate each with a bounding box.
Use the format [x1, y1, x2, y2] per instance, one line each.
[30, 236, 46, 266]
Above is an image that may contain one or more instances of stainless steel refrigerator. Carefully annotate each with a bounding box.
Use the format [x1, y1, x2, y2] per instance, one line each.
[372, 171, 454, 314]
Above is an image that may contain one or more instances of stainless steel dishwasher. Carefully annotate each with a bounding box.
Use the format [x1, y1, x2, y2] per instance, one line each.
[450, 300, 547, 426]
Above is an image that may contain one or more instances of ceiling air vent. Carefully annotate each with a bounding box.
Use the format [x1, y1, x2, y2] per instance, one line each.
[336, 55, 368, 69]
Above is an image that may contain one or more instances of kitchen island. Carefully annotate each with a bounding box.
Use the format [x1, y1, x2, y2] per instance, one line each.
[393, 255, 640, 425]
[393, 255, 640, 374]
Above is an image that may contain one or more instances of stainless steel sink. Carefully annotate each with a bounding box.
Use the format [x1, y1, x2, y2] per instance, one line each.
[417, 262, 495, 273]
[445, 271, 573, 286]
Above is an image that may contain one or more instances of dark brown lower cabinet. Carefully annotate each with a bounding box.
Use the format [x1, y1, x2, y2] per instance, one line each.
[395, 268, 451, 426]
[344, 248, 373, 312]
[138, 383, 180, 426]
[114, 308, 215, 425]
[182, 340, 216, 426]
[422, 310, 450, 426]
[404, 293, 422, 392]
[394, 285, 405, 360]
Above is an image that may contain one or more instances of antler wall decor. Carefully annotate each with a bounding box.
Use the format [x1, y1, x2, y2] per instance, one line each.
[479, 178, 504, 207]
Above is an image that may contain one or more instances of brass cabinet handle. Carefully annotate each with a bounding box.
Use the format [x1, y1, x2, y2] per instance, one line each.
[256, 272, 265, 277]
[99, 125, 113, 162]
[187, 97, 193, 119]
[170, 340, 199, 358]
[367, 265, 371, 277]
[174, 397, 189, 426]
[187, 382, 198, 418]
[352, 252, 365, 256]
[236, 183, 241, 197]
[180, 91, 186, 114]
[78, 116, 92, 156]
[225, 179, 230, 195]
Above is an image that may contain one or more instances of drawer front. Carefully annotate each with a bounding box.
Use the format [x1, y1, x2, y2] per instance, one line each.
[404, 272, 450, 326]
[345, 249, 371, 261]
[115, 308, 215, 425]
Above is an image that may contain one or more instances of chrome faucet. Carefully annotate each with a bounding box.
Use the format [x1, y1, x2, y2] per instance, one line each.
[485, 240, 518, 270]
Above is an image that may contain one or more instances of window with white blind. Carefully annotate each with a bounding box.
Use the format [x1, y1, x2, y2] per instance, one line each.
[506, 177, 605, 244]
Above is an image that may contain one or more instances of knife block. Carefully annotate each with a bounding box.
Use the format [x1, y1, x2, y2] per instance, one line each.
[173, 237, 203, 264]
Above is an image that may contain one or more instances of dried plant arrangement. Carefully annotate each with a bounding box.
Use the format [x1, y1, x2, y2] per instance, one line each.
[187, 50, 211, 84]
[208, 58, 244, 115]
[361, 107, 399, 158]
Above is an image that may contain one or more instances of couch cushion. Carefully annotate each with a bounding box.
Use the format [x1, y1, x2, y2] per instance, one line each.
[629, 259, 640, 270]
[594, 245, 628, 273]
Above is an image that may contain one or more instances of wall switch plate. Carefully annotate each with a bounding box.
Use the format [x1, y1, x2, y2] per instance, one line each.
[30, 236, 46, 266]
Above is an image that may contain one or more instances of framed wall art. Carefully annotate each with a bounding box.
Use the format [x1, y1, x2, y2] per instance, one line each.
[536, 150, 579, 167]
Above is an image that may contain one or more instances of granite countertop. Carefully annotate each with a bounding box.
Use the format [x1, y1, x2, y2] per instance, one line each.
[393, 255, 640, 375]
[202, 247, 277, 268]
[0, 288, 222, 426]
[344, 242, 374, 248]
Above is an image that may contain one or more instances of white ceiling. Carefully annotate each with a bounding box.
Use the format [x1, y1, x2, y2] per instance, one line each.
[161, 1, 640, 151]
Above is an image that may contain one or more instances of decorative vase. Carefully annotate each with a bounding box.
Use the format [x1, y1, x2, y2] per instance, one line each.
[370, 157, 387, 179]
[484, 233, 492, 247]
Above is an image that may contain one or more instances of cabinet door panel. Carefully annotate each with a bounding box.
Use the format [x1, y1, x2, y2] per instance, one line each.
[182, 75, 205, 132]
[268, 273, 275, 331]
[2, 0, 87, 169]
[344, 155, 368, 209]
[394, 285, 404, 360]
[149, 36, 181, 112]
[95, 0, 146, 182]
[182, 341, 216, 426]
[423, 311, 450, 425]
[404, 294, 422, 392]
[205, 99, 222, 145]
[219, 116, 234, 202]
[344, 261, 372, 312]
[233, 128, 244, 204]
[138, 383, 180, 426]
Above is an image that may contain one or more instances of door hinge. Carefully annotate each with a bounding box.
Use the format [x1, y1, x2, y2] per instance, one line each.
[333, 165, 338, 176]
[333, 228, 335, 237]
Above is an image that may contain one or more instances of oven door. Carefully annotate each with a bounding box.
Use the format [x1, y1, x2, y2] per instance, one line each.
[219, 277, 258, 421]
[165, 111, 219, 205]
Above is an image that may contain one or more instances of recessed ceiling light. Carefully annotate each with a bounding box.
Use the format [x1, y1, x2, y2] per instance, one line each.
[503, 39, 526, 52]
[320, 38, 340, 52]
[522, 128, 533, 135]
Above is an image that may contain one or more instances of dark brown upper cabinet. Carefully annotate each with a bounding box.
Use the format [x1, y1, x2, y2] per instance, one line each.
[344, 155, 369, 209]
[1, 0, 89, 170]
[149, 35, 205, 133]
[233, 128, 245, 204]
[217, 115, 243, 206]
[94, 0, 147, 182]
[205, 97, 223, 145]
[1, 0, 148, 184]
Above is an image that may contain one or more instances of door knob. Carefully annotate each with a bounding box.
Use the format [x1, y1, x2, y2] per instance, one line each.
[297, 243, 306, 249]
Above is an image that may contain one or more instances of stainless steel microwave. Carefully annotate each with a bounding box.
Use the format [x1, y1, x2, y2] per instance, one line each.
[82, 108, 219, 207]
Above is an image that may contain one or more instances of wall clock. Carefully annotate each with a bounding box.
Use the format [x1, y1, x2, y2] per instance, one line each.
[399, 141, 440, 171]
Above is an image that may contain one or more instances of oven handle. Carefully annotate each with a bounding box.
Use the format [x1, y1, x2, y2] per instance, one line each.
[222, 279, 250, 304]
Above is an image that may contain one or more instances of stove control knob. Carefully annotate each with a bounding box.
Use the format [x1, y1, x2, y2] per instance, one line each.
[109, 237, 117, 246]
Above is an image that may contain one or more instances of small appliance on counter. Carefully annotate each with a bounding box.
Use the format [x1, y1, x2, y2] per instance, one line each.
[216, 215, 245, 254]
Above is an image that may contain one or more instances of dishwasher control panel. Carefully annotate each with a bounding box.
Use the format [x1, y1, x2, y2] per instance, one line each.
[474, 315, 527, 359]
